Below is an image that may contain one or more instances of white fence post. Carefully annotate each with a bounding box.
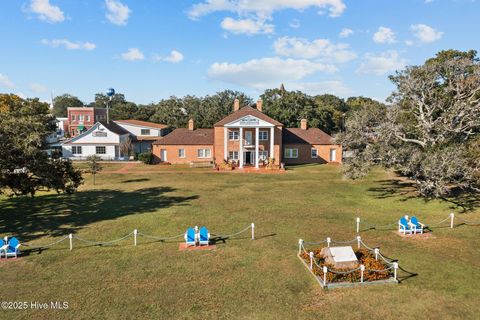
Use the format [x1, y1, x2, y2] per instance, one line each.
[326, 237, 331, 247]
[393, 262, 398, 281]
[450, 213, 455, 229]
[69, 233, 73, 251]
[374, 248, 379, 260]
[134, 229, 138, 246]
[360, 264, 365, 283]
[298, 239, 304, 255]
[309, 252, 314, 270]
[356, 217, 360, 233]
[323, 266, 328, 286]
[356, 236, 361, 249]
[251, 223, 255, 240]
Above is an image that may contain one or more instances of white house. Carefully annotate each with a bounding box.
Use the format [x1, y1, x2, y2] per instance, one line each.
[62, 121, 131, 160]
[114, 119, 170, 153]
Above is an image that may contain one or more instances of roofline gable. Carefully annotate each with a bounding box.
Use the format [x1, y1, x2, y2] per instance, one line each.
[64, 122, 124, 144]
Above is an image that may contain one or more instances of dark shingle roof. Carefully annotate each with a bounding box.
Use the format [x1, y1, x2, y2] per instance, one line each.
[99, 121, 131, 135]
[283, 128, 334, 145]
[214, 106, 283, 127]
[115, 119, 169, 129]
[153, 128, 214, 145]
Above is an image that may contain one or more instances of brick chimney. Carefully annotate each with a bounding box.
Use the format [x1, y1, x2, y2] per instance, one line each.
[188, 119, 194, 131]
[234, 98, 240, 112]
[300, 119, 307, 130]
[256, 99, 263, 112]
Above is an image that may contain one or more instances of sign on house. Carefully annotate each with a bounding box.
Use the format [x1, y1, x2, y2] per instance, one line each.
[239, 116, 260, 126]
[93, 131, 107, 137]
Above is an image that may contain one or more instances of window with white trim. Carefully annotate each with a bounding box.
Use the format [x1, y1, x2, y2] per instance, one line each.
[259, 131, 268, 141]
[71, 115, 76, 121]
[96, 146, 106, 154]
[197, 149, 211, 158]
[79, 115, 84, 121]
[228, 151, 239, 160]
[259, 151, 268, 161]
[178, 148, 185, 158]
[311, 148, 318, 158]
[72, 146, 82, 154]
[86, 115, 90, 122]
[141, 129, 151, 135]
[229, 130, 239, 140]
[284, 148, 298, 158]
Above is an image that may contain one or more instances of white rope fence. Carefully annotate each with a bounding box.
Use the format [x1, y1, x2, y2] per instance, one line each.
[17, 223, 255, 252]
[355, 212, 480, 233]
[298, 236, 400, 287]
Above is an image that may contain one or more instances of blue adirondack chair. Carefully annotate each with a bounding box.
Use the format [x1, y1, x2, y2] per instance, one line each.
[198, 226, 210, 246]
[0, 239, 6, 258]
[398, 216, 412, 235]
[1, 237, 21, 258]
[184, 228, 196, 246]
[410, 216, 425, 234]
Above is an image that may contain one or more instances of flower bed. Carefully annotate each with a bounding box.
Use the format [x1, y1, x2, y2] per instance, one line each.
[298, 237, 399, 289]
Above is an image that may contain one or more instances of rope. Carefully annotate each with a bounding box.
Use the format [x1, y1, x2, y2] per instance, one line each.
[328, 267, 361, 275]
[137, 232, 184, 241]
[377, 253, 395, 265]
[73, 232, 133, 246]
[331, 238, 357, 244]
[22, 236, 69, 249]
[211, 225, 251, 238]
[360, 240, 375, 251]
[428, 217, 451, 227]
[366, 265, 394, 273]
[303, 239, 327, 245]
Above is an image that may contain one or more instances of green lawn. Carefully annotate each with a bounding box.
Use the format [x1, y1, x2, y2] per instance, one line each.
[1, 165, 479, 319]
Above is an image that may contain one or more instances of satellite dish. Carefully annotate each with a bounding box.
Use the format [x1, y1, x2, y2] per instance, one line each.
[106, 88, 115, 97]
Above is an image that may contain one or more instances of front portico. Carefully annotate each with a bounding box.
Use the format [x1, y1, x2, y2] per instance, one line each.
[223, 115, 276, 168]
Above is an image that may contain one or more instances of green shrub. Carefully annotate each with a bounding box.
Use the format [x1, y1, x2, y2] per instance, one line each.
[138, 152, 154, 165]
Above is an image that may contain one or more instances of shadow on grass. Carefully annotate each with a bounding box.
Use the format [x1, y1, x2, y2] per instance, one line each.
[210, 233, 277, 245]
[0, 187, 199, 242]
[122, 178, 150, 183]
[368, 179, 480, 212]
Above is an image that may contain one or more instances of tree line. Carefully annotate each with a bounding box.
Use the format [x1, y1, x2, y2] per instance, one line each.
[52, 89, 384, 135]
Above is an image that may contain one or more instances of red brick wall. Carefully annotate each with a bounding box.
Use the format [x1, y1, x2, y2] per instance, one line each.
[282, 144, 342, 165]
[152, 144, 214, 164]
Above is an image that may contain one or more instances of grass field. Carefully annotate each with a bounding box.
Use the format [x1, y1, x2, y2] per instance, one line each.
[1, 164, 479, 319]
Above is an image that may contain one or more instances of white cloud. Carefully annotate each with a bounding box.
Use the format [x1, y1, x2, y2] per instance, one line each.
[121, 48, 145, 61]
[41, 39, 96, 51]
[424, 0, 434, 3]
[405, 40, 414, 46]
[411, 24, 443, 43]
[29, 83, 48, 93]
[105, 0, 131, 26]
[0, 74, 14, 88]
[27, 0, 64, 23]
[208, 57, 336, 89]
[221, 17, 274, 35]
[288, 80, 351, 96]
[273, 37, 356, 63]
[289, 19, 300, 29]
[188, 0, 346, 19]
[339, 28, 353, 38]
[153, 50, 185, 63]
[373, 26, 396, 44]
[357, 50, 406, 75]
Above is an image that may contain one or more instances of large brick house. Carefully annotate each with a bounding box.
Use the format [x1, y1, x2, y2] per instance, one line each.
[67, 107, 107, 137]
[152, 99, 342, 167]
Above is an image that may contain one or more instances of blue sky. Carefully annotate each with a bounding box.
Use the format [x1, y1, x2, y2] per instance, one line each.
[0, 0, 479, 104]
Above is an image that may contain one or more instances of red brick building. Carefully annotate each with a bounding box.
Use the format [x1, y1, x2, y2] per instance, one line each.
[152, 99, 342, 167]
[66, 107, 107, 137]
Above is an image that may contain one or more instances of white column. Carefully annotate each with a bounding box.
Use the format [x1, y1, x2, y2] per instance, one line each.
[255, 127, 259, 168]
[270, 126, 275, 162]
[239, 127, 243, 168]
[224, 127, 228, 161]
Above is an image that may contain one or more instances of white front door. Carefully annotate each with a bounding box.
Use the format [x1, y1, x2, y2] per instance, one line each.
[245, 131, 253, 145]
[330, 149, 337, 162]
[161, 149, 167, 162]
